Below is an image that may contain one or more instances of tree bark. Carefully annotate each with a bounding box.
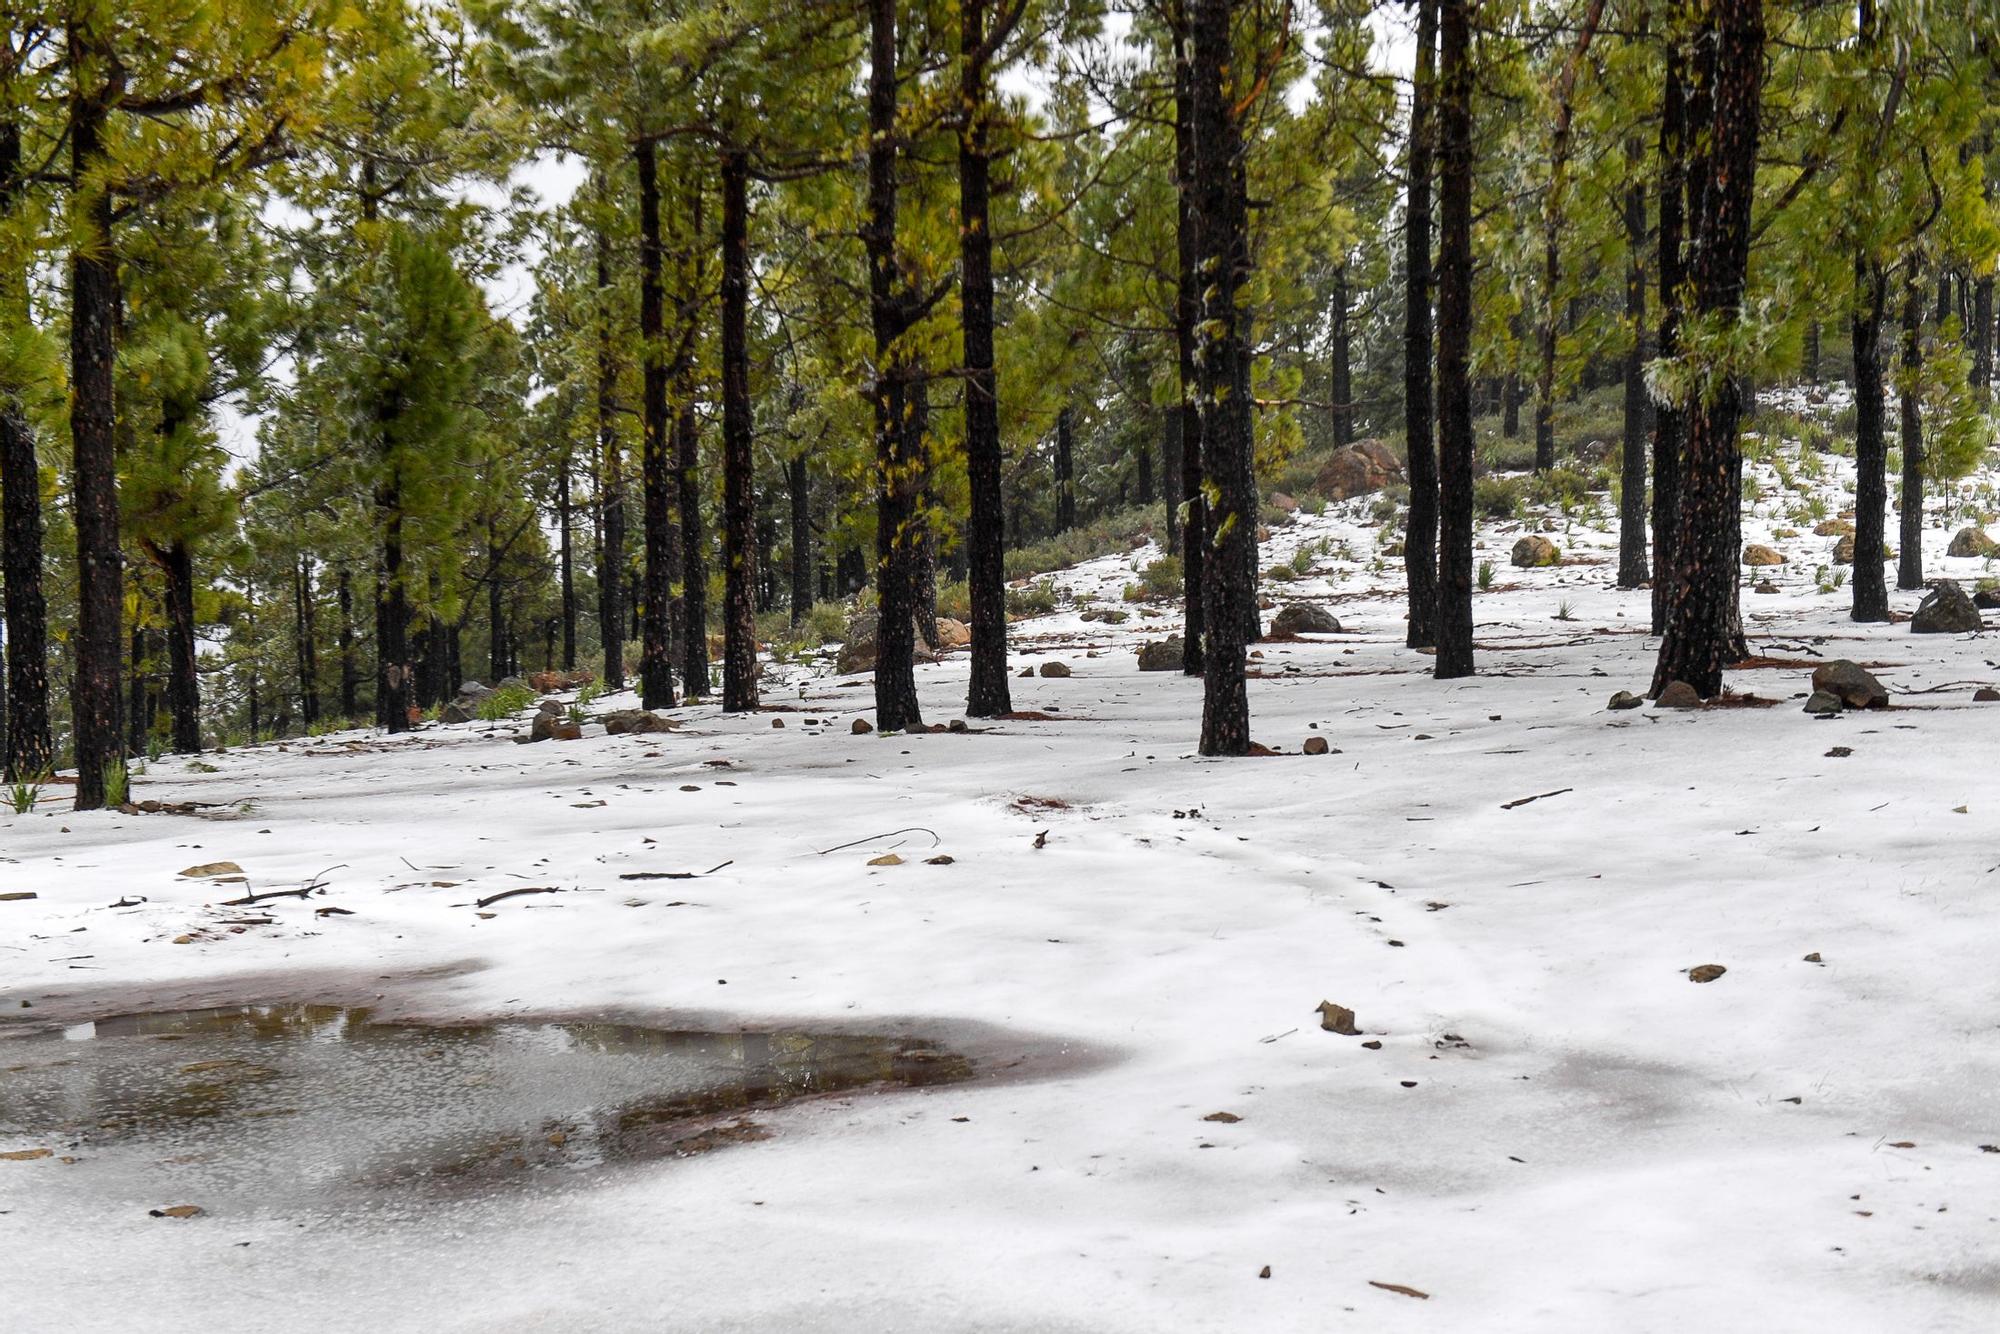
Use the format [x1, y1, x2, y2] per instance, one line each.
[594, 221, 626, 691]
[1330, 263, 1353, 448]
[1897, 274, 1924, 592]
[375, 504, 413, 732]
[1404, 0, 1440, 648]
[788, 450, 812, 627]
[636, 140, 678, 709]
[718, 146, 758, 711]
[1618, 146, 1650, 589]
[1432, 0, 1476, 680]
[1651, 0, 1766, 697]
[0, 112, 49, 780]
[337, 568, 357, 719]
[1172, 18, 1205, 677]
[294, 553, 319, 731]
[959, 0, 1013, 716]
[68, 29, 124, 806]
[865, 0, 925, 732]
[557, 449, 576, 671]
[1650, 43, 1687, 636]
[1849, 256, 1891, 622]
[1189, 0, 1253, 753]
[1053, 405, 1077, 531]
[675, 394, 709, 697]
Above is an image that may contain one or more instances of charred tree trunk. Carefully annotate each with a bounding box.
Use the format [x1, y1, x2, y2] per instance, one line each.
[487, 521, 506, 682]
[959, 0, 1013, 716]
[0, 112, 48, 780]
[68, 33, 123, 806]
[1330, 263, 1354, 448]
[718, 147, 758, 712]
[594, 222, 626, 691]
[1650, 0, 1766, 698]
[376, 504, 413, 732]
[675, 395, 709, 698]
[1803, 321, 1820, 384]
[337, 568, 357, 720]
[1650, 45, 1687, 636]
[1173, 22, 1205, 677]
[557, 449, 576, 671]
[1618, 148, 1650, 589]
[1404, 0, 1440, 648]
[1897, 275, 1925, 592]
[294, 553, 319, 731]
[865, 0, 926, 732]
[788, 451, 812, 627]
[1189, 0, 1253, 754]
[1053, 405, 1077, 532]
[1433, 0, 1477, 680]
[1850, 256, 1891, 622]
[1161, 408, 1183, 555]
[637, 140, 678, 709]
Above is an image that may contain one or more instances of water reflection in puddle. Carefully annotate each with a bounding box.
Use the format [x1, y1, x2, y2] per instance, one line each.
[0, 1004, 970, 1212]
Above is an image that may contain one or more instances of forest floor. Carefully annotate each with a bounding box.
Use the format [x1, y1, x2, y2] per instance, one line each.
[6, 399, 2000, 1332]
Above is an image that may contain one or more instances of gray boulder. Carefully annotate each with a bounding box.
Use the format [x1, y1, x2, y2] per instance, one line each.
[1270, 603, 1343, 636]
[1137, 637, 1185, 672]
[1810, 660, 1887, 709]
[1911, 580, 1982, 634]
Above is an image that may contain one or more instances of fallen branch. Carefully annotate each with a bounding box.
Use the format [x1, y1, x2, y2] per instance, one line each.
[220, 886, 319, 907]
[473, 886, 563, 909]
[816, 828, 939, 856]
[619, 860, 733, 880]
[1500, 787, 1573, 811]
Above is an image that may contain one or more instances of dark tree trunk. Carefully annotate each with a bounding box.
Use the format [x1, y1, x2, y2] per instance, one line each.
[557, 450, 576, 671]
[1849, 257, 1891, 622]
[1651, 0, 1765, 698]
[68, 37, 124, 806]
[1502, 367, 1522, 439]
[1189, 0, 1253, 753]
[337, 568, 357, 719]
[1618, 147, 1650, 589]
[0, 112, 48, 780]
[126, 620, 148, 757]
[1404, 0, 1440, 648]
[637, 140, 678, 709]
[294, 554, 319, 730]
[911, 376, 940, 649]
[1135, 417, 1155, 503]
[718, 147, 758, 712]
[1053, 405, 1077, 532]
[150, 540, 200, 752]
[1173, 23, 1205, 677]
[865, 0, 925, 732]
[1331, 263, 1354, 448]
[788, 451, 812, 627]
[675, 395, 709, 697]
[1650, 44, 1687, 636]
[1432, 0, 1476, 680]
[595, 222, 626, 691]
[1897, 275, 1925, 592]
[487, 521, 506, 682]
[960, 0, 1013, 716]
[376, 504, 413, 732]
[1161, 408, 1183, 555]
[1803, 320, 1820, 384]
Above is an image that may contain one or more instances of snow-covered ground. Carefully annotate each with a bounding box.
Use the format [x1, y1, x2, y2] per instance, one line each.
[6, 417, 2000, 1332]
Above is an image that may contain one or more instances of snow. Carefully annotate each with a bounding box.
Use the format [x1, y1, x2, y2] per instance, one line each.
[5, 412, 2000, 1331]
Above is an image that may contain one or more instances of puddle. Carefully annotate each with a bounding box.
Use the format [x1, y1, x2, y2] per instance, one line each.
[0, 1004, 970, 1213]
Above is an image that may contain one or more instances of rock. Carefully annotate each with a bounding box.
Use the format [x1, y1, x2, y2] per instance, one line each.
[149, 1205, 204, 1219]
[554, 721, 582, 742]
[1080, 608, 1129, 624]
[1607, 690, 1643, 710]
[1947, 527, 1998, 558]
[1811, 660, 1887, 709]
[1687, 964, 1727, 984]
[948, 718, 969, 733]
[1316, 1001, 1360, 1035]
[772, 717, 786, 728]
[933, 617, 972, 648]
[1270, 491, 1299, 513]
[1383, 541, 1404, 556]
[1832, 533, 1855, 564]
[528, 712, 560, 743]
[537, 699, 563, 715]
[1753, 580, 1780, 594]
[1302, 736, 1330, 755]
[1814, 517, 1854, 538]
[1655, 681, 1702, 709]
[1976, 587, 2000, 610]
[178, 861, 242, 878]
[440, 701, 475, 725]
[457, 680, 493, 701]
[1510, 535, 1560, 568]
[1313, 438, 1405, 500]
[1742, 543, 1786, 567]
[1039, 661, 1072, 678]
[1018, 667, 1034, 678]
[497, 675, 529, 692]
[1802, 690, 1844, 716]
[600, 709, 674, 735]
[851, 718, 873, 734]
[836, 607, 943, 674]
[1137, 637, 1185, 672]
[1270, 603, 1342, 636]
[1975, 688, 2000, 702]
[1911, 579, 1982, 634]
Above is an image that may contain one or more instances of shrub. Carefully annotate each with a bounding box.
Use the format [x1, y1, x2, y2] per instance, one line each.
[1527, 466, 1592, 510]
[1475, 476, 1523, 518]
[477, 683, 538, 721]
[1007, 581, 1059, 618]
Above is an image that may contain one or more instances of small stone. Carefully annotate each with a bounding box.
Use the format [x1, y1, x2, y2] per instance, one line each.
[772, 717, 785, 728]
[1753, 580, 1780, 594]
[1203, 1111, 1243, 1123]
[1803, 690, 1843, 716]
[1813, 517, 1854, 538]
[1039, 662, 1072, 678]
[1316, 1001, 1359, 1035]
[1803, 952, 1823, 963]
[1687, 964, 1727, 984]
[1018, 667, 1034, 678]
[1606, 690, 1643, 711]
[1302, 736, 1330, 755]
[1654, 681, 1701, 709]
[851, 718, 873, 734]
[948, 718, 969, 733]
[554, 721, 583, 742]
[1270, 603, 1343, 636]
[1824, 746, 1852, 757]
[1832, 533, 1855, 564]
[1811, 660, 1887, 709]
[171, 935, 194, 945]
[1259, 1265, 1272, 1280]
[867, 853, 903, 866]
[1360, 1040, 1382, 1050]
[1975, 688, 2000, 702]
[178, 861, 243, 878]
[1742, 543, 1786, 567]
[149, 1205, 203, 1219]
